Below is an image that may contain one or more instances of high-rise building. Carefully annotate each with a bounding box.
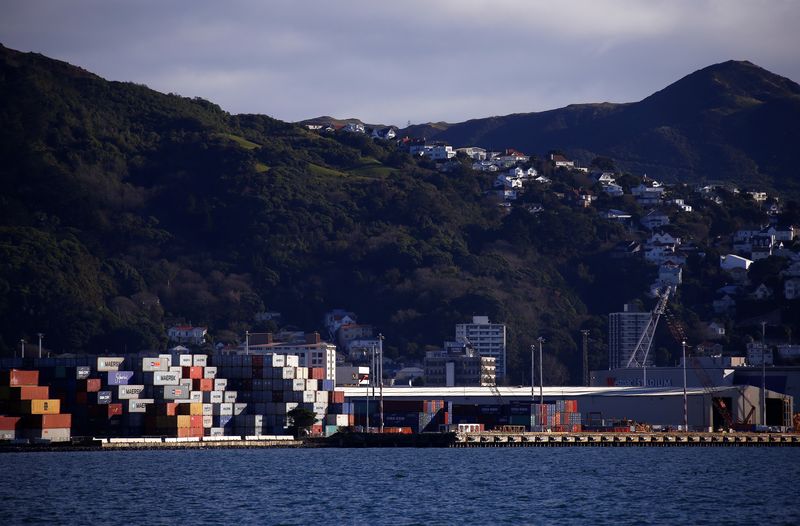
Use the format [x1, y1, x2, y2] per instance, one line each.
[608, 304, 652, 369]
[424, 341, 496, 387]
[455, 316, 507, 379]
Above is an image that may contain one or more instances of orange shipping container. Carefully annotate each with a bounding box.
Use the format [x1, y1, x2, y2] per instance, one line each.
[83, 379, 102, 393]
[183, 366, 203, 379]
[22, 399, 61, 415]
[166, 402, 179, 416]
[177, 415, 192, 428]
[107, 403, 123, 417]
[189, 427, 204, 438]
[189, 403, 203, 415]
[2, 369, 39, 387]
[192, 378, 213, 392]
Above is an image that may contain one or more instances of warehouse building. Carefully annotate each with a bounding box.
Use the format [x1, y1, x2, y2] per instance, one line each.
[340, 385, 792, 430]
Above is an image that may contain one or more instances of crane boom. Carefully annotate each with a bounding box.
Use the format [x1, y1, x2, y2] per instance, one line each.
[626, 286, 672, 368]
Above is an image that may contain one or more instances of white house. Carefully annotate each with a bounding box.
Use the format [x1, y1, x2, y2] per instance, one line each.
[167, 325, 207, 345]
[647, 232, 681, 248]
[497, 189, 518, 201]
[746, 191, 767, 202]
[751, 284, 773, 300]
[747, 343, 773, 366]
[640, 209, 671, 230]
[706, 322, 726, 338]
[457, 147, 487, 161]
[669, 198, 693, 212]
[371, 127, 396, 140]
[427, 144, 456, 160]
[343, 122, 365, 133]
[594, 172, 616, 184]
[720, 254, 753, 271]
[550, 153, 574, 168]
[472, 161, 499, 172]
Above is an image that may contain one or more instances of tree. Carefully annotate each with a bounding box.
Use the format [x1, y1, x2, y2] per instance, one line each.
[287, 407, 317, 438]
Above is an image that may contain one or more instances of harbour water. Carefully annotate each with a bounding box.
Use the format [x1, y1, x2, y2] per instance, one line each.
[1, 448, 798, 525]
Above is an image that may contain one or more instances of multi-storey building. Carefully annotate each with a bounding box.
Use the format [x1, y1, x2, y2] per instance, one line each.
[608, 305, 652, 369]
[455, 316, 507, 379]
[424, 342, 496, 387]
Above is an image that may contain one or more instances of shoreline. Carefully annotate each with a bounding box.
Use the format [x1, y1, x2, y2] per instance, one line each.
[2, 431, 799, 452]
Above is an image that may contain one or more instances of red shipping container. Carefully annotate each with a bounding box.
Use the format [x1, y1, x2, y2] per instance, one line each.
[252, 355, 264, 367]
[24, 414, 72, 429]
[85, 379, 102, 393]
[183, 366, 203, 379]
[107, 403, 123, 417]
[189, 427, 204, 438]
[166, 403, 179, 416]
[190, 415, 203, 428]
[5, 385, 49, 400]
[0, 416, 21, 430]
[192, 378, 213, 391]
[2, 369, 39, 387]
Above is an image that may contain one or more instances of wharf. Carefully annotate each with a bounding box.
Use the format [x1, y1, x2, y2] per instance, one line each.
[0, 436, 301, 452]
[452, 432, 800, 447]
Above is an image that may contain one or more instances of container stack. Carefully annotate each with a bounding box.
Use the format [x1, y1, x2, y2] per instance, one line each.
[532, 400, 582, 432]
[371, 399, 448, 433]
[0, 369, 72, 442]
[210, 354, 351, 436]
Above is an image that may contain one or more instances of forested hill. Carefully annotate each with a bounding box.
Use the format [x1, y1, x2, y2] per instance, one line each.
[407, 61, 800, 197]
[1, 43, 644, 383]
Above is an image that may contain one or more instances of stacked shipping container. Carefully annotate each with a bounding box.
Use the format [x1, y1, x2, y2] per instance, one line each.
[0, 369, 72, 442]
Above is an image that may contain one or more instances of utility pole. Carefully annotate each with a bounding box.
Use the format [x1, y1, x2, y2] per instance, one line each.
[581, 330, 589, 387]
[37, 333, 44, 359]
[537, 337, 545, 407]
[761, 321, 767, 426]
[682, 340, 688, 431]
[245, 330, 250, 355]
[378, 333, 384, 433]
[20, 339, 25, 359]
[530, 344, 536, 403]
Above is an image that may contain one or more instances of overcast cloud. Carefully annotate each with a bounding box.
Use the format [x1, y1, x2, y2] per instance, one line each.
[2, 1, 799, 126]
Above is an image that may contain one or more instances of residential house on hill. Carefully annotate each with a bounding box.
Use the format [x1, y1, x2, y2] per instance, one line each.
[550, 153, 574, 168]
[167, 325, 207, 345]
[640, 209, 670, 230]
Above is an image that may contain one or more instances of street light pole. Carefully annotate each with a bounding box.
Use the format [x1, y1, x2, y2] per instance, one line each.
[20, 339, 25, 359]
[245, 330, 250, 355]
[378, 334, 384, 433]
[761, 321, 767, 426]
[37, 333, 44, 359]
[530, 344, 535, 404]
[682, 340, 688, 431]
[537, 337, 545, 407]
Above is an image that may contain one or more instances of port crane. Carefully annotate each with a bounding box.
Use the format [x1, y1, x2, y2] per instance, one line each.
[626, 286, 672, 369]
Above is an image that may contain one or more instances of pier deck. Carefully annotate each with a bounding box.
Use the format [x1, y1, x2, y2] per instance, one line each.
[452, 432, 800, 447]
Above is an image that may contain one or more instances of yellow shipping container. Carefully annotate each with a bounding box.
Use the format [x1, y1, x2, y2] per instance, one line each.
[190, 402, 203, 415]
[177, 415, 191, 428]
[24, 399, 61, 415]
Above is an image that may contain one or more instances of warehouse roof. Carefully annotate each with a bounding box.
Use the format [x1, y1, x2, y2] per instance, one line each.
[339, 385, 751, 399]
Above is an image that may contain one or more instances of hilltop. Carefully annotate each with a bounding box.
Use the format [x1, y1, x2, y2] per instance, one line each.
[403, 61, 800, 196]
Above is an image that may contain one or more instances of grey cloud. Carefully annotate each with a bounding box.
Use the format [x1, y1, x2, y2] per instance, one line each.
[2, 0, 799, 126]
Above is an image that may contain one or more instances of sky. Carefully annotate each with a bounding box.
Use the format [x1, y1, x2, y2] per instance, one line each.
[2, 1, 799, 127]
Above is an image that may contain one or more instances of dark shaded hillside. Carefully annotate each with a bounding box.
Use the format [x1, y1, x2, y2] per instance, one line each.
[422, 61, 800, 196]
[0, 45, 637, 384]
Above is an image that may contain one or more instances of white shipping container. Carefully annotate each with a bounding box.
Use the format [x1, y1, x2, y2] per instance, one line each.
[223, 391, 237, 403]
[193, 354, 208, 367]
[292, 379, 305, 391]
[281, 367, 295, 379]
[202, 404, 213, 416]
[179, 355, 192, 367]
[285, 402, 298, 413]
[269, 354, 285, 367]
[128, 399, 154, 413]
[97, 357, 125, 372]
[142, 357, 169, 372]
[218, 403, 233, 416]
[233, 403, 248, 415]
[335, 414, 349, 427]
[204, 366, 217, 379]
[285, 355, 300, 367]
[305, 379, 317, 391]
[213, 379, 227, 391]
[158, 354, 173, 368]
[302, 391, 315, 403]
[208, 391, 224, 404]
[117, 385, 145, 399]
[152, 371, 181, 386]
[0, 430, 16, 440]
[168, 366, 182, 373]
[208, 427, 225, 437]
[315, 391, 328, 403]
[313, 402, 328, 414]
[298, 367, 308, 379]
[40, 428, 71, 442]
[202, 415, 214, 428]
[189, 391, 203, 403]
